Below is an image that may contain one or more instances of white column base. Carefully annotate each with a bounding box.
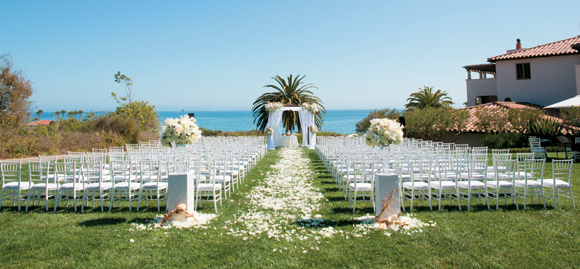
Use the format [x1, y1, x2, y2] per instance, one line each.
[374, 173, 400, 219]
[167, 172, 196, 221]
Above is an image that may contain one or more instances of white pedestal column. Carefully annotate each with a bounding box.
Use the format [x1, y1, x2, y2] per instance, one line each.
[374, 173, 400, 219]
[167, 171, 196, 221]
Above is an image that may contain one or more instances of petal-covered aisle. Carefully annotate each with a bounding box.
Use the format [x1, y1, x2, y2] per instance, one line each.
[226, 147, 338, 240]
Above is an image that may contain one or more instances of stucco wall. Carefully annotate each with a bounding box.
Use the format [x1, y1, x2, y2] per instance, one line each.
[495, 54, 580, 106]
[576, 65, 580, 94]
[466, 78, 497, 106]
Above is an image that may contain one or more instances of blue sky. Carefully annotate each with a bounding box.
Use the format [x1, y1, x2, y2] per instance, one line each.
[2, 0, 580, 112]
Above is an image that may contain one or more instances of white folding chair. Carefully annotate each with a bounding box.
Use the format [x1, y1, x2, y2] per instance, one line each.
[26, 161, 58, 212]
[402, 160, 433, 211]
[347, 160, 375, 213]
[515, 159, 547, 209]
[196, 160, 222, 213]
[54, 161, 85, 212]
[136, 160, 168, 211]
[109, 160, 140, 211]
[458, 158, 490, 210]
[542, 159, 575, 208]
[430, 159, 460, 211]
[0, 161, 28, 211]
[486, 159, 518, 210]
[81, 160, 112, 212]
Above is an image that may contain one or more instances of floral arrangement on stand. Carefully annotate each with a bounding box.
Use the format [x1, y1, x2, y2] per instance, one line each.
[266, 127, 274, 135]
[310, 125, 318, 133]
[265, 102, 283, 113]
[301, 102, 319, 114]
[365, 118, 404, 149]
[160, 115, 202, 147]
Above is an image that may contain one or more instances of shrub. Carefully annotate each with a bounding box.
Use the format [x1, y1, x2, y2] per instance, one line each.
[355, 108, 401, 134]
[114, 100, 159, 133]
[403, 107, 469, 141]
[481, 132, 528, 149]
[529, 117, 562, 137]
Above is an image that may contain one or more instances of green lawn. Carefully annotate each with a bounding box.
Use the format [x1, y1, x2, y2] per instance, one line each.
[1, 149, 579, 268]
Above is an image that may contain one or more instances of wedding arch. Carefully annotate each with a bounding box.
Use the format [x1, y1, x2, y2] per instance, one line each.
[266, 105, 316, 150]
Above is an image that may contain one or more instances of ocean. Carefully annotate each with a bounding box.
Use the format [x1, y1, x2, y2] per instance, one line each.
[37, 110, 377, 135]
[157, 110, 371, 134]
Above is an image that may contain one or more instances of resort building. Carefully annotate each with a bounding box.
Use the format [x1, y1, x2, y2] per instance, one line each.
[463, 36, 580, 107]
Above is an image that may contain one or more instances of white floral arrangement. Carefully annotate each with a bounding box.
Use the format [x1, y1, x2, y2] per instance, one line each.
[310, 125, 318, 133]
[265, 102, 283, 113]
[266, 127, 274, 135]
[301, 102, 319, 114]
[160, 115, 202, 147]
[365, 118, 404, 148]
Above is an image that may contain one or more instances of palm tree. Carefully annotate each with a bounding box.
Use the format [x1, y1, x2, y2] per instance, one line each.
[252, 75, 326, 132]
[60, 110, 66, 120]
[78, 110, 83, 120]
[55, 111, 61, 120]
[36, 109, 43, 120]
[405, 86, 454, 109]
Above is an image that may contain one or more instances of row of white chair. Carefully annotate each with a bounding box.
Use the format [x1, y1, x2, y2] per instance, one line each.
[0, 137, 267, 213]
[316, 137, 575, 212]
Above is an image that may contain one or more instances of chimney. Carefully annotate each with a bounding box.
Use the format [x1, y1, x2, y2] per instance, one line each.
[516, 38, 522, 50]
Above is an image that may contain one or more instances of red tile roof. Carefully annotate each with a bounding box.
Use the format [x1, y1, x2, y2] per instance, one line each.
[26, 120, 51, 126]
[488, 36, 580, 62]
[457, 102, 575, 134]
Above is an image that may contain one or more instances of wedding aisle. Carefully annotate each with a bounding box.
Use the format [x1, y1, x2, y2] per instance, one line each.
[225, 147, 337, 240]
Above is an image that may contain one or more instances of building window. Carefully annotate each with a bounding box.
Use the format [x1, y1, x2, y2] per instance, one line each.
[516, 63, 530, 79]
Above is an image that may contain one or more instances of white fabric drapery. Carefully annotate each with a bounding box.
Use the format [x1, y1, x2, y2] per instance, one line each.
[266, 109, 283, 149]
[297, 108, 316, 149]
[267, 106, 316, 149]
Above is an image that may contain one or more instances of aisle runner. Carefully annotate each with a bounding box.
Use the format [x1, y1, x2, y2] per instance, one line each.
[226, 147, 336, 240]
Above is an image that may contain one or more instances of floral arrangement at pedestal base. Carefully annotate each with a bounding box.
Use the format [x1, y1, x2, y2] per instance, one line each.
[160, 115, 202, 147]
[266, 127, 274, 135]
[365, 118, 404, 149]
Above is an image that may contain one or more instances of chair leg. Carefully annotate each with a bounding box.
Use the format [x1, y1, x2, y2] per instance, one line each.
[570, 188, 576, 209]
[25, 192, 32, 212]
[0, 189, 5, 211]
[137, 189, 143, 211]
[53, 192, 59, 212]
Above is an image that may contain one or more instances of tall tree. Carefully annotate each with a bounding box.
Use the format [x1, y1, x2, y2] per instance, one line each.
[111, 71, 158, 132]
[60, 110, 66, 119]
[114, 71, 133, 103]
[78, 110, 83, 120]
[0, 54, 33, 126]
[36, 109, 43, 120]
[405, 86, 454, 109]
[252, 75, 326, 132]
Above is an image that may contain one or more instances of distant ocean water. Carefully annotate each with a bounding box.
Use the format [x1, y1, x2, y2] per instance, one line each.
[37, 110, 388, 134]
[158, 110, 371, 134]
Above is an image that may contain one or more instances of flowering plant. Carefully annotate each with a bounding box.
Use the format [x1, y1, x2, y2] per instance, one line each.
[266, 127, 274, 135]
[265, 102, 283, 113]
[301, 102, 319, 114]
[160, 115, 202, 147]
[310, 125, 318, 133]
[365, 118, 404, 148]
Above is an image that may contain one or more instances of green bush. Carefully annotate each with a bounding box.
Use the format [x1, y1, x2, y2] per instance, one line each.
[481, 132, 528, 149]
[355, 108, 401, 134]
[114, 100, 159, 132]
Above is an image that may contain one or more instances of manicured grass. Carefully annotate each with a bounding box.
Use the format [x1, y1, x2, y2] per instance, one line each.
[1, 149, 579, 268]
